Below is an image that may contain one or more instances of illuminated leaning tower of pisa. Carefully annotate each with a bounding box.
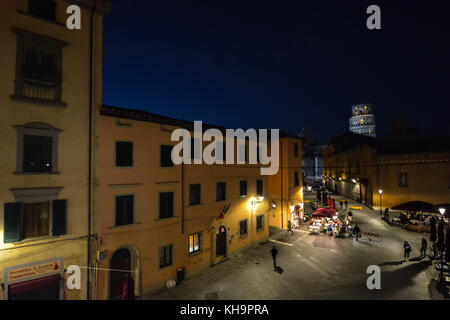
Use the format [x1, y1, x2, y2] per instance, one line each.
[349, 104, 376, 137]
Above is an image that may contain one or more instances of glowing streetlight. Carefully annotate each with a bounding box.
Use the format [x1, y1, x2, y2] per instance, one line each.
[439, 208, 446, 216]
[378, 189, 383, 215]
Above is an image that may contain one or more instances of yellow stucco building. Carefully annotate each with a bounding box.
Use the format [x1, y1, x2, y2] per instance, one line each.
[268, 134, 304, 229]
[95, 106, 271, 299]
[0, 0, 109, 300]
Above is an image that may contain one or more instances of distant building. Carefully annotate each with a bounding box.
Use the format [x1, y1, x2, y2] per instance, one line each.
[299, 129, 326, 185]
[349, 104, 376, 137]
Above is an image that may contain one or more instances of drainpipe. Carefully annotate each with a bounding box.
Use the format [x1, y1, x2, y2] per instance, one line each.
[87, 0, 97, 300]
[280, 141, 283, 229]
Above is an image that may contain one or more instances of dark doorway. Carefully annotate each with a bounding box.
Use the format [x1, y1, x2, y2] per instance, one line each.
[8, 274, 60, 300]
[216, 226, 227, 257]
[109, 248, 131, 300]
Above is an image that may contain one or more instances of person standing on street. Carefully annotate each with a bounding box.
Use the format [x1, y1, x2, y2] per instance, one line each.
[271, 245, 278, 269]
[420, 238, 427, 259]
[353, 224, 360, 241]
[404, 241, 412, 262]
[121, 273, 135, 300]
[287, 220, 293, 234]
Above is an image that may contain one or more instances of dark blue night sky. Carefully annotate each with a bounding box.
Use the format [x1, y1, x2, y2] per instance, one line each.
[102, 0, 450, 141]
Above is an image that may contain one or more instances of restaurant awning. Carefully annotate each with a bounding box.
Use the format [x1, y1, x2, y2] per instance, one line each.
[391, 201, 436, 213]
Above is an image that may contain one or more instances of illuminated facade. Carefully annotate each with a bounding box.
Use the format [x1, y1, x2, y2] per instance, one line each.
[349, 104, 376, 137]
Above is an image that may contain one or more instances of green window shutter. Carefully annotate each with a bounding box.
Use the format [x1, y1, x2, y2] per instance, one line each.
[52, 199, 67, 236]
[4, 203, 23, 243]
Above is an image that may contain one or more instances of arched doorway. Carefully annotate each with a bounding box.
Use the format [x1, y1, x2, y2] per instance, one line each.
[109, 248, 131, 300]
[216, 226, 227, 258]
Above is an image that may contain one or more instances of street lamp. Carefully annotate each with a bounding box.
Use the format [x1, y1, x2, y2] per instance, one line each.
[438, 207, 446, 283]
[378, 189, 383, 216]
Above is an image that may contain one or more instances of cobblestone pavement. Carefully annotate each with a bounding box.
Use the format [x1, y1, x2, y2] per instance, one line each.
[144, 192, 447, 300]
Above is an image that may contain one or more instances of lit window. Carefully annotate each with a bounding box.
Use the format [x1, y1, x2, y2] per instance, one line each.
[189, 232, 202, 253]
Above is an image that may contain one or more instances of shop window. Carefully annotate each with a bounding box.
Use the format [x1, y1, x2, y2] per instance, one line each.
[12, 29, 66, 106]
[115, 141, 133, 167]
[256, 179, 263, 196]
[189, 184, 201, 205]
[189, 232, 202, 254]
[216, 182, 226, 201]
[3, 199, 66, 243]
[240, 180, 247, 197]
[256, 215, 264, 231]
[15, 123, 60, 174]
[159, 192, 174, 219]
[115, 195, 134, 227]
[399, 172, 408, 187]
[160, 145, 173, 167]
[159, 244, 173, 269]
[239, 219, 248, 237]
[28, 0, 57, 21]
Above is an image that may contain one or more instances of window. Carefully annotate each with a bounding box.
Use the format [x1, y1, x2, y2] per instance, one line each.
[160, 145, 173, 167]
[240, 181, 247, 197]
[115, 195, 134, 227]
[189, 184, 201, 205]
[189, 232, 202, 254]
[3, 198, 66, 243]
[116, 141, 133, 167]
[256, 215, 264, 231]
[239, 219, 248, 237]
[159, 244, 173, 268]
[294, 143, 298, 157]
[159, 192, 174, 219]
[216, 182, 226, 201]
[23, 202, 49, 238]
[12, 29, 66, 106]
[399, 172, 408, 187]
[28, 0, 57, 21]
[256, 180, 263, 196]
[294, 171, 299, 187]
[15, 123, 60, 174]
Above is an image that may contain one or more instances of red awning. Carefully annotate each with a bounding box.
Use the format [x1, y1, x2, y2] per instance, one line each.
[313, 208, 337, 218]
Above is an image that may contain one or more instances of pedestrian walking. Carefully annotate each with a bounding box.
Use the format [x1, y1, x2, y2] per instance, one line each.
[420, 238, 427, 259]
[287, 220, 293, 234]
[344, 199, 349, 209]
[121, 273, 135, 300]
[353, 224, 360, 241]
[403, 241, 412, 262]
[271, 245, 278, 269]
[340, 200, 343, 209]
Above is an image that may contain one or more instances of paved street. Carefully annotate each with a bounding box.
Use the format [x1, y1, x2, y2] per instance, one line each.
[145, 192, 447, 300]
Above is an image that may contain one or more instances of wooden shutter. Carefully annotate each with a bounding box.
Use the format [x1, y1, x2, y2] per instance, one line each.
[52, 199, 67, 236]
[4, 203, 23, 243]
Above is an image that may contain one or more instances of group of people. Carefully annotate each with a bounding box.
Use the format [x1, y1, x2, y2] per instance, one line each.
[403, 238, 428, 262]
[339, 199, 349, 209]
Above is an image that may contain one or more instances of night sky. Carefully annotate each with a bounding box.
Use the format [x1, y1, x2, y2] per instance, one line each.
[102, 0, 450, 141]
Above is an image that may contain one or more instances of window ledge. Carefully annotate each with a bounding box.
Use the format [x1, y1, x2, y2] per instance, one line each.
[109, 222, 141, 229]
[13, 235, 58, 245]
[15, 171, 60, 175]
[256, 228, 265, 233]
[238, 234, 248, 239]
[11, 95, 67, 108]
[155, 216, 178, 222]
[189, 250, 203, 257]
[188, 203, 202, 207]
[17, 10, 66, 27]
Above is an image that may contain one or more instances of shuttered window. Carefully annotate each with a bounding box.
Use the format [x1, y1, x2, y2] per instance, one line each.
[256, 215, 264, 231]
[115, 141, 133, 167]
[23, 202, 49, 238]
[160, 145, 174, 167]
[159, 244, 173, 268]
[159, 192, 174, 219]
[239, 219, 248, 237]
[294, 171, 299, 187]
[23, 135, 53, 173]
[216, 182, 226, 201]
[240, 180, 247, 197]
[115, 195, 134, 226]
[256, 179, 263, 196]
[4, 203, 23, 243]
[189, 184, 201, 205]
[28, 0, 57, 21]
[52, 199, 67, 235]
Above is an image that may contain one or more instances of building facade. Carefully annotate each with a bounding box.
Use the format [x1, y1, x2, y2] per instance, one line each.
[268, 133, 303, 229]
[0, 0, 108, 300]
[349, 104, 376, 137]
[94, 106, 271, 299]
[323, 131, 450, 212]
